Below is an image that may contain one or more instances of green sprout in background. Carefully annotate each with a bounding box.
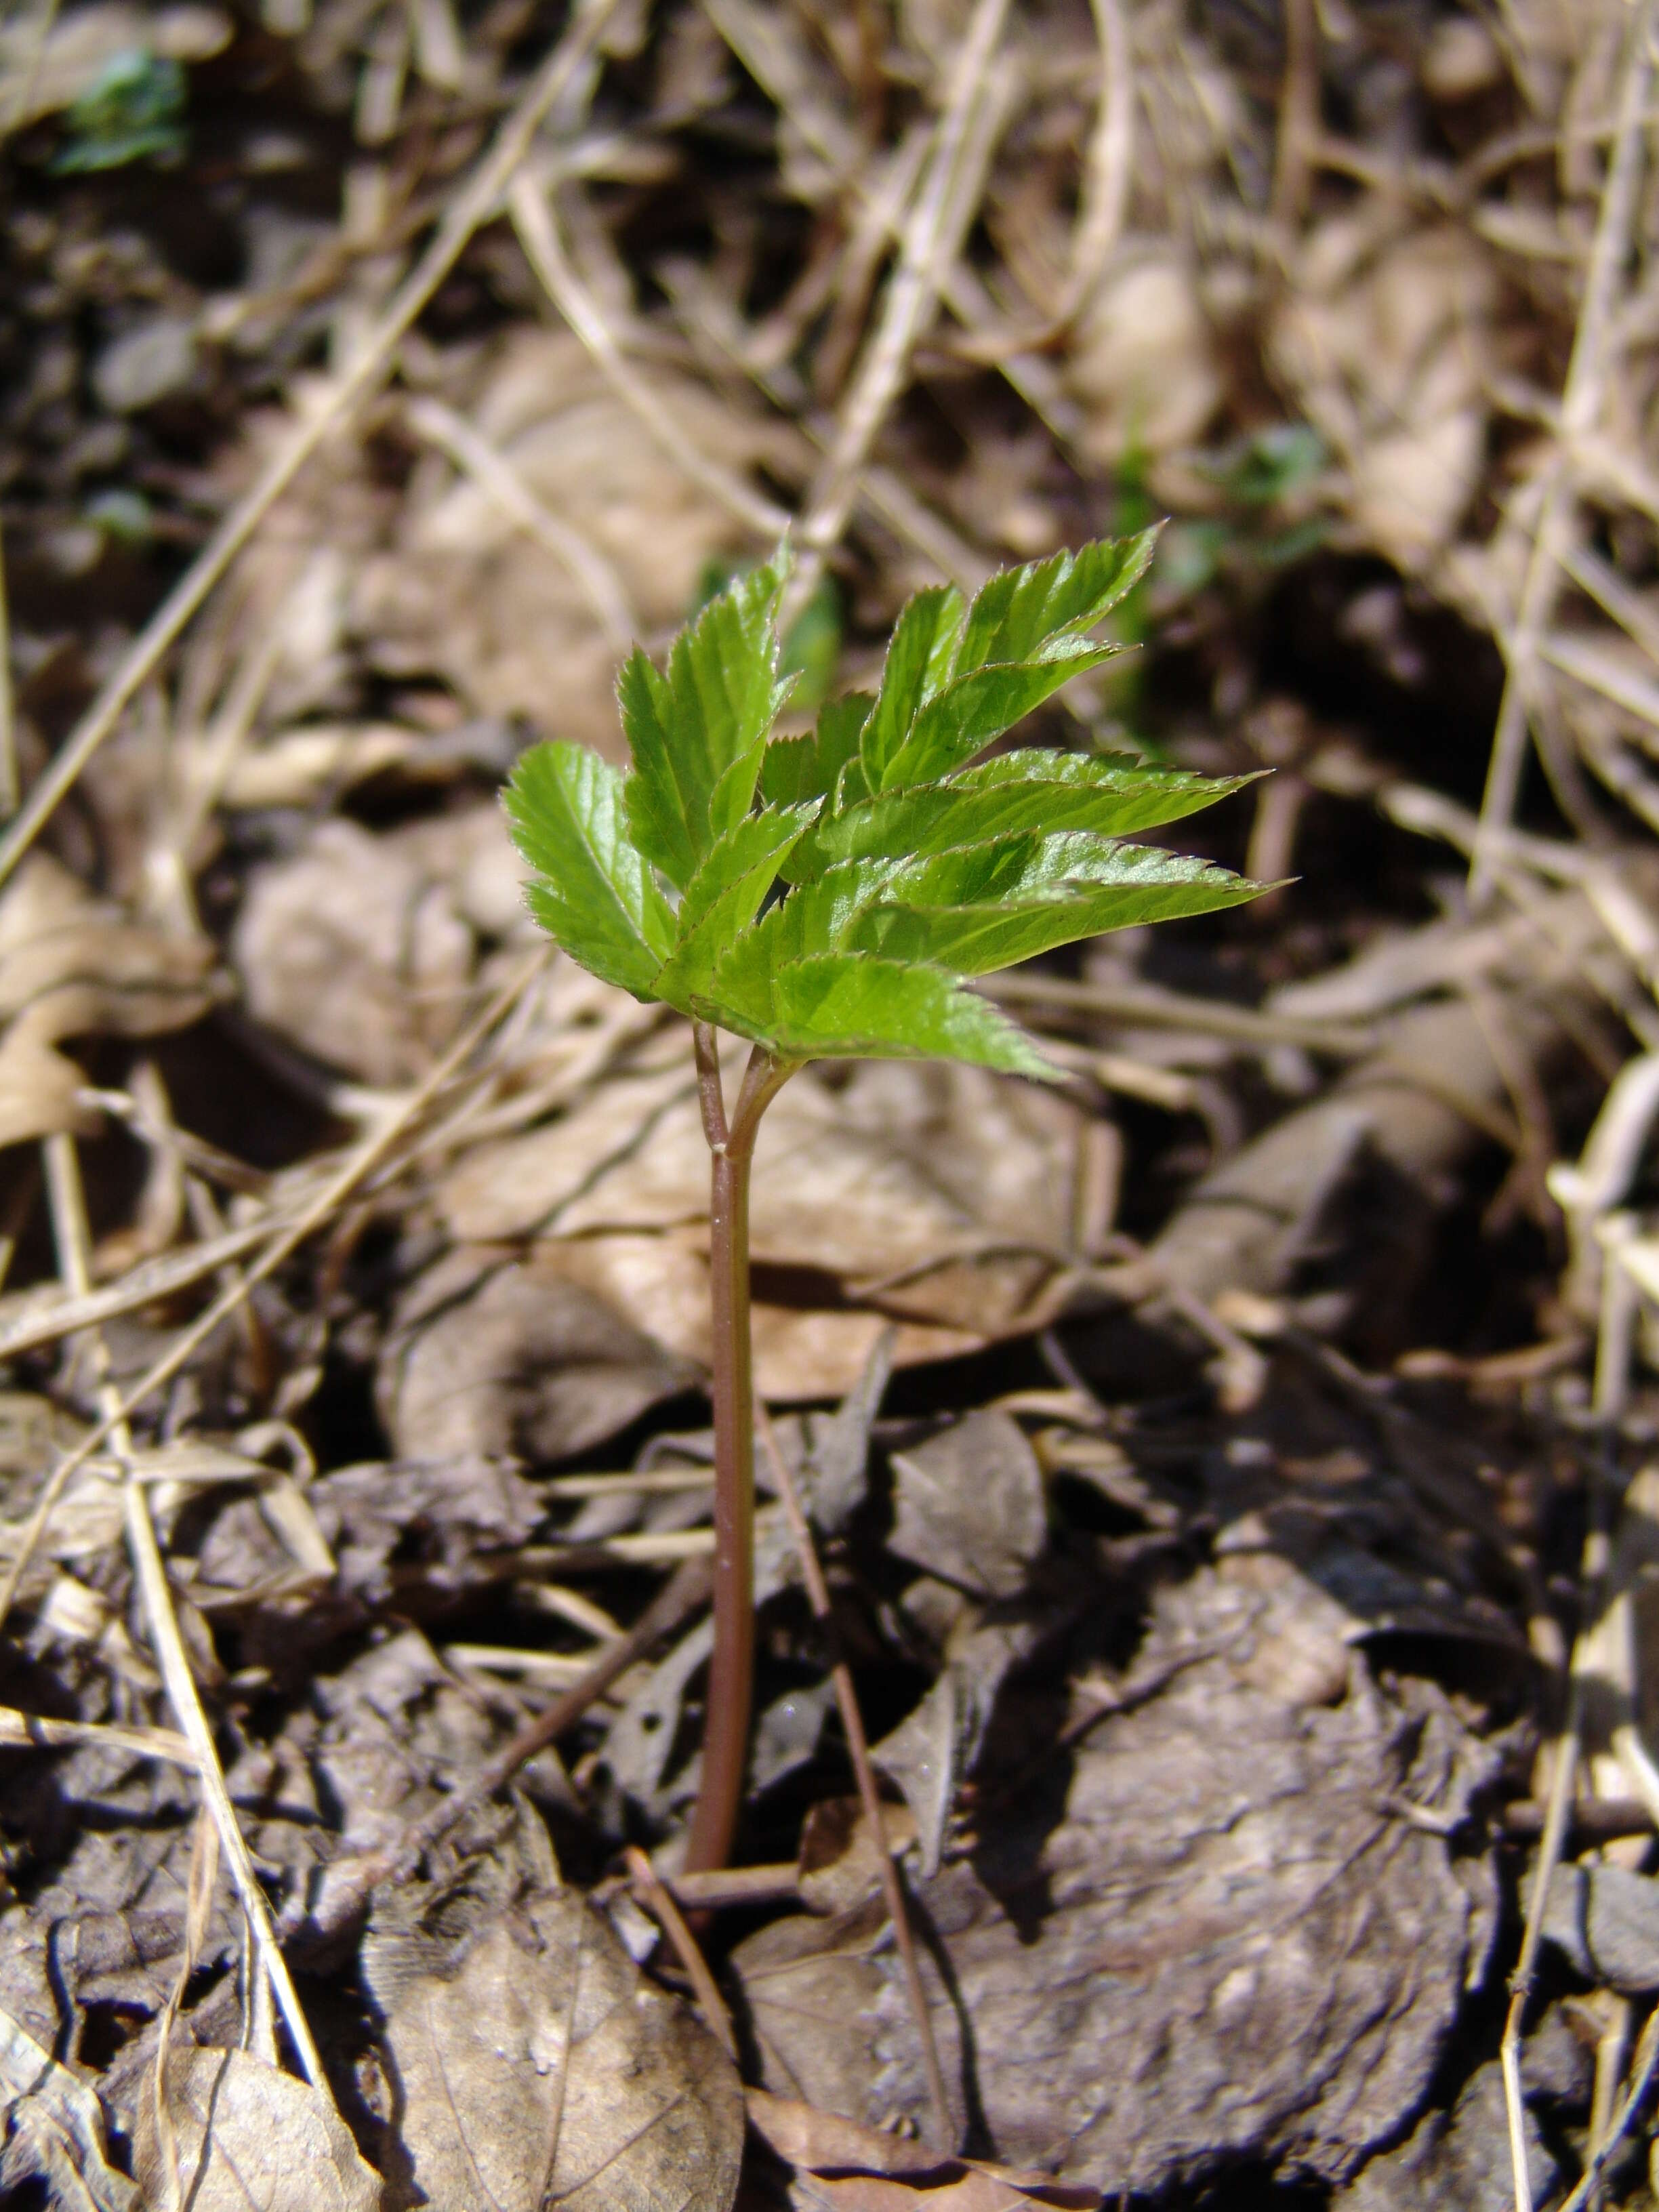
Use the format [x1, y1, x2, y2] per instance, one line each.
[50, 49, 188, 174]
[504, 537, 1266, 1872]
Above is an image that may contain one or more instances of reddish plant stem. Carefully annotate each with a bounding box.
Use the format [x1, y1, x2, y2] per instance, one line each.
[684, 1026, 796, 1875]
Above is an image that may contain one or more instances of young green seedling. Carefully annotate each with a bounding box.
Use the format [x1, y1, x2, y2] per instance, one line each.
[504, 536, 1265, 1872]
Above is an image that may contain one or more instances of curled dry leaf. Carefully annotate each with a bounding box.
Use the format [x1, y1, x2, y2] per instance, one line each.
[732, 1561, 1497, 2194]
[0, 2002, 137, 2212]
[1064, 252, 1223, 472]
[1542, 1859, 1659, 1993]
[275, 327, 800, 756]
[888, 1410, 1047, 1599]
[0, 854, 216, 1149]
[232, 806, 521, 1088]
[1270, 223, 1495, 573]
[365, 1875, 743, 2212]
[377, 1250, 698, 1465]
[133, 2045, 382, 2212]
[440, 1054, 1089, 1401]
[748, 2089, 1101, 2211]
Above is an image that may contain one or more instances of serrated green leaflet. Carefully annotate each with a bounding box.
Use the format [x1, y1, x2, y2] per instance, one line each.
[653, 802, 821, 1004]
[708, 947, 1054, 1075]
[791, 752, 1260, 878]
[848, 848, 1264, 975]
[954, 531, 1157, 672]
[503, 743, 674, 998]
[760, 692, 874, 809]
[876, 642, 1120, 792]
[504, 535, 1267, 1077]
[620, 552, 793, 890]
[858, 586, 966, 792]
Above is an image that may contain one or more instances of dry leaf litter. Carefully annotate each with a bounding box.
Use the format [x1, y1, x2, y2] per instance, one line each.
[3, 0, 1659, 2205]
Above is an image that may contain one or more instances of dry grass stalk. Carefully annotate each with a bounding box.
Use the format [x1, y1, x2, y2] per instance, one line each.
[405, 394, 636, 647]
[41, 1130, 331, 2096]
[0, 949, 549, 1633]
[508, 173, 792, 540]
[756, 1402, 956, 2154]
[1498, 1214, 1639, 2212]
[790, 0, 1015, 611]
[1472, 0, 1659, 898]
[0, 515, 16, 819]
[623, 1846, 738, 2061]
[0, 0, 626, 897]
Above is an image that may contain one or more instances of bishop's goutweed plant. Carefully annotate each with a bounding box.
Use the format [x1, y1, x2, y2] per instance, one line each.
[504, 535, 1264, 1872]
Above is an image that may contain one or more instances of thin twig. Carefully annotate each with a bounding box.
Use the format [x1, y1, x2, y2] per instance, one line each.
[981, 969, 1377, 1058]
[1498, 1229, 1635, 2212]
[0, 1706, 197, 1764]
[0, 513, 17, 818]
[404, 394, 634, 646]
[295, 1555, 712, 1946]
[755, 1404, 956, 2154]
[42, 1132, 330, 2094]
[1471, 0, 1658, 899]
[0, 951, 549, 1635]
[788, 0, 1014, 611]
[508, 174, 792, 539]
[1556, 2001, 1659, 2212]
[0, 0, 624, 897]
[1057, 0, 1133, 319]
[624, 1846, 737, 2060]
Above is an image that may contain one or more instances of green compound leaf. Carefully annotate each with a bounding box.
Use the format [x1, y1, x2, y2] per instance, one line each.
[760, 693, 874, 810]
[794, 752, 1260, 877]
[654, 802, 821, 1007]
[848, 840, 1266, 975]
[954, 531, 1157, 673]
[858, 586, 966, 794]
[708, 947, 1056, 1076]
[867, 644, 1109, 793]
[506, 533, 1269, 1080]
[619, 554, 793, 890]
[502, 743, 674, 999]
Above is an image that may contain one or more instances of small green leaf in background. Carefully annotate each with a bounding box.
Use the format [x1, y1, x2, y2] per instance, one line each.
[506, 539, 1267, 1072]
[50, 50, 188, 173]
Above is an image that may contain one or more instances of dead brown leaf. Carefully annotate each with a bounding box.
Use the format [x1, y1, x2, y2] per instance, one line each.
[888, 1411, 1047, 1599]
[231, 807, 515, 1088]
[365, 1868, 743, 2212]
[377, 1248, 698, 1463]
[134, 2045, 382, 2211]
[0, 855, 216, 1149]
[348, 329, 802, 755]
[733, 1561, 1498, 2194]
[1270, 222, 1495, 573]
[748, 2089, 1101, 2211]
[440, 1054, 1088, 1399]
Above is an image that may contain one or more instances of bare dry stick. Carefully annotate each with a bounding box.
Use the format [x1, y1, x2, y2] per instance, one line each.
[0, 0, 623, 897]
[507, 172, 792, 540]
[1556, 2001, 1659, 2212]
[404, 394, 635, 646]
[1498, 1227, 1636, 2212]
[1061, 0, 1134, 316]
[755, 1404, 956, 2155]
[623, 1847, 738, 2060]
[789, 0, 1014, 611]
[1471, 0, 1658, 901]
[0, 949, 549, 1636]
[0, 514, 17, 817]
[41, 1132, 331, 2095]
[0, 1706, 197, 1763]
